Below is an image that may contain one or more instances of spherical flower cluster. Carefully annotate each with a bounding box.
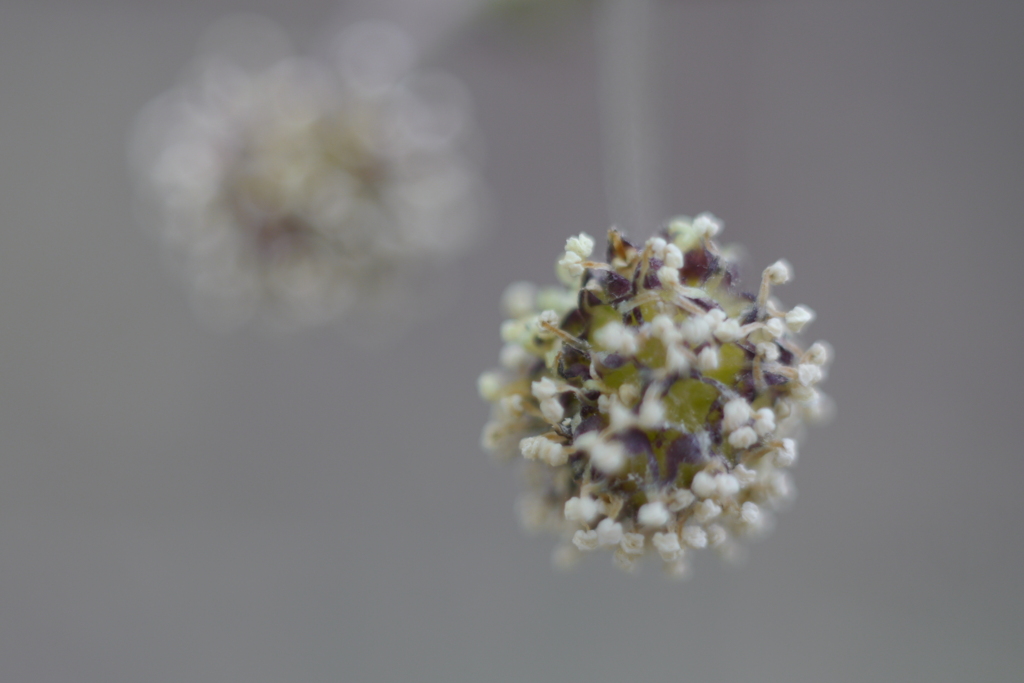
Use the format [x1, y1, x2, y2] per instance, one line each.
[133, 21, 482, 327]
[479, 216, 831, 576]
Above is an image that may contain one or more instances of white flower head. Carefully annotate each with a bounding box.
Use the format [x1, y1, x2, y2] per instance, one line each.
[480, 221, 832, 576]
[133, 19, 482, 328]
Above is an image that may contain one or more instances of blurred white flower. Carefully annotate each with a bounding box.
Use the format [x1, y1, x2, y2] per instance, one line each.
[132, 19, 483, 328]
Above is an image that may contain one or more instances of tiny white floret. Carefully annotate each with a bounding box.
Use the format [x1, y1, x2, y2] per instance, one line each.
[477, 371, 505, 401]
[693, 499, 722, 523]
[520, 435, 567, 466]
[589, 440, 626, 474]
[565, 233, 595, 258]
[638, 396, 666, 428]
[704, 309, 727, 329]
[693, 212, 722, 238]
[764, 260, 791, 285]
[786, 305, 815, 332]
[620, 532, 645, 555]
[638, 501, 671, 528]
[664, 243, 683, 269]
[558, 251, 584, 278]
[706, 524, 727, 547]
[666, 345, 691, 373]
[714, 319, 742, 342]
[803, 341, 830, 366]
[728, 426, 758, 450]
[531, 377, 558, 401]
[714, 473, 740, 498]
[596, 518, 624, 546]
[740, 501, 763, 527]
[651, 314, 682, 345]
[613, 549, 639, 573]
[722, 398, 753, 432]
[696, 346, 719, 372]
[609, 400, 634, 431]
[756, 342, 780, 362]
[733, 464, 757, 486]
[753, 408, 776, 436]
[681, 525, 708, 549]
[680, 317, 712, 346]
[691, 471, 717, 499]
[657, 265, 680, 286]
[594, 321, 637, 355]
[499, 343, 530, 370]
[649, 237, 667, 258]
[564, 496, 600, 523]
[652, 531, 684, 561]
[537, 309, 560, 328]
[572, 529, 599, 551]
[540, 397, 565, 424]
[798, 363, 823, 387]
[668, 488, 696, 511]
[764, 317, 786, 338]
[764, 471, 795, 501]
[773, 438, 798, 468]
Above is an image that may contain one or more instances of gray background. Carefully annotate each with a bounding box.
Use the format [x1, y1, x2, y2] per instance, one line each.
[1, 0, 1022, 681]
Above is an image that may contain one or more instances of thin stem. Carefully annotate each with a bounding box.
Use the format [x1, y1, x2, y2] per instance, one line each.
[595, 0, 662, 234]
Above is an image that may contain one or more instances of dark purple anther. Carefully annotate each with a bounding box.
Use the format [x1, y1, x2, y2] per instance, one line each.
[599, 353, 626, 370]
[603, 270, 633, 300]
[664, 433, 706, 483]
[582, 289, 603, 309]
[643, 257, 664, 290]
[736, 369, 756, 400]
[682, 247, 715, 282]
[558, 345, 592, 381]
[777, 345, 795, 366]
[575, 414, 605, 438]
[617, 428, 657, 480]
[764, 372, 788, 386]
[559, 309, 588, 339]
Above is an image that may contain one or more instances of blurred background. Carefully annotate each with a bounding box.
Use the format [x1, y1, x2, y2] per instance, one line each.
[1, 0, 1022, 681]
